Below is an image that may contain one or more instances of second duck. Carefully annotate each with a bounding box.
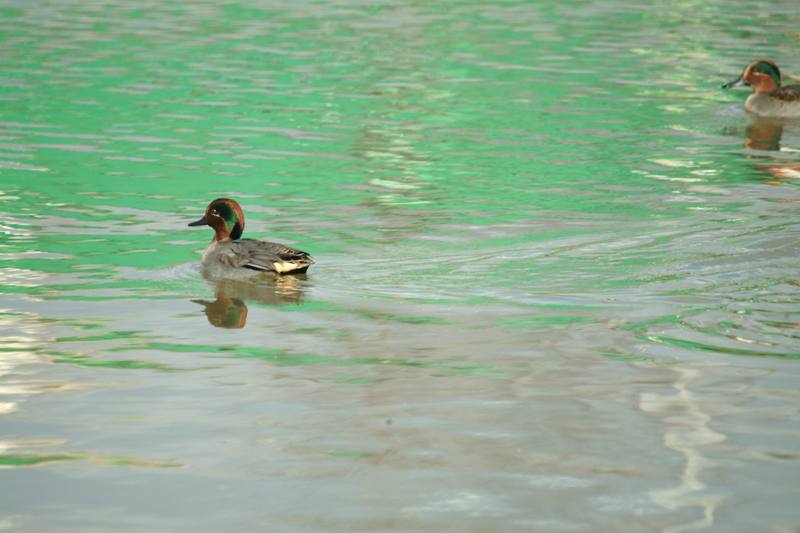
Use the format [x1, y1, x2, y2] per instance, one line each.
[723, 59, 800, 118]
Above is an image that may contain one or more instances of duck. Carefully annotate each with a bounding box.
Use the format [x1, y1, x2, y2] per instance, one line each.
[188, 198, 313, 276]
[722, 59, 800, 118]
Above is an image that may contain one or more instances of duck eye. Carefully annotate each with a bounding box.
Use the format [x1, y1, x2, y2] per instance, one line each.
[210, 209, 218, 215]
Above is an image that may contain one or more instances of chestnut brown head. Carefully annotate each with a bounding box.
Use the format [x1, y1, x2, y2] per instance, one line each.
[723, 59, 781, 95]
[188, 198, 245, 241]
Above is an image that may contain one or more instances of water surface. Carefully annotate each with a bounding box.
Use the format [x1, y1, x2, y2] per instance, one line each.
[1, 1, 800, 531]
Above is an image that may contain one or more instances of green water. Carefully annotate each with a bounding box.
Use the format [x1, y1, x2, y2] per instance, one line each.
[2, 1, 800, 531]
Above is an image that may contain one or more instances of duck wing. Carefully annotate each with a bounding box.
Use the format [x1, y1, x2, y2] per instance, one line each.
[222, 239, 314, 274]
[774, 84, 800, 102]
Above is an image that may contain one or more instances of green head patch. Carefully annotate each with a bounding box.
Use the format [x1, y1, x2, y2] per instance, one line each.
[209, 199, 244, 240]
[751, 60, 781, 87]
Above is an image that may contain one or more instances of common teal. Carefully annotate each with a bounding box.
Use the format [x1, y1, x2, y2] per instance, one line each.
[188, 198, 313, 276]
[723, 59, 800, 118]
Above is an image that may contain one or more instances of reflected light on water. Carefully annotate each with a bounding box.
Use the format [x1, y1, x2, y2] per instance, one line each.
[641, 365, 728, 532]
[0, 269, 46, 288]
[0, 313, 48, 416]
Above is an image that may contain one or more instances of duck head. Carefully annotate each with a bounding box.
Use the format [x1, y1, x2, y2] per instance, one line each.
[188, 198, 245, 241]
[723, 59, 781, 95]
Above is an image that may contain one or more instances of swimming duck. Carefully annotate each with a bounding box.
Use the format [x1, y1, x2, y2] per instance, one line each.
[188, 198, 313, 276]
[723, 59, 800, 118]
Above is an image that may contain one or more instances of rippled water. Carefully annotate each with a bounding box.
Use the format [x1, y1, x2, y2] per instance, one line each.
[2, 1, 800, 531]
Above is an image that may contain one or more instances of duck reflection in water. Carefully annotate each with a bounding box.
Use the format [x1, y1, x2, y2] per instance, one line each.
[744, 117, 784, 152]
[742, 117, 800, 183]
[193, 274, 307, 329]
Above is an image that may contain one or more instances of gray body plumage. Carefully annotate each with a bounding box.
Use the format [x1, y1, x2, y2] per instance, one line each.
[201, 238, 313, 278]
[746, 85, 800, 118]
